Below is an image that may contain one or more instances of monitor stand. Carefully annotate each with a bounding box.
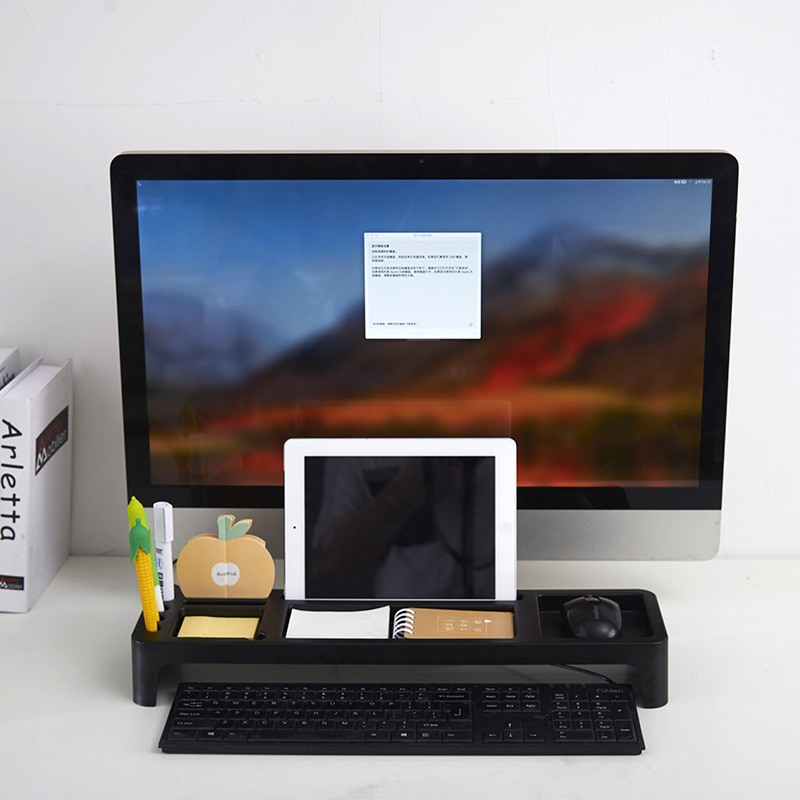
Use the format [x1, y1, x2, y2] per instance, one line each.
[131, 589, 668, 708]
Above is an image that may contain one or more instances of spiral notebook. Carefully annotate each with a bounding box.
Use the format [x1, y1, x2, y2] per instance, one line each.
[392, 607, 515, 639]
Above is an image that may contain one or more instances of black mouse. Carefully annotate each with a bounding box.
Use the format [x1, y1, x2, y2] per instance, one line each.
[563, 595, 622, 638]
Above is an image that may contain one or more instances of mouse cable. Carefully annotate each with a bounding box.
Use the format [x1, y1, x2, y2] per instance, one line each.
[552, 664, 617, 684]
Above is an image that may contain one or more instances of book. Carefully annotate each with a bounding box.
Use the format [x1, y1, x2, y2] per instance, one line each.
[0, 358, 73, 612]
[0, 347, 21, 390]
[392, 607, 515, 639]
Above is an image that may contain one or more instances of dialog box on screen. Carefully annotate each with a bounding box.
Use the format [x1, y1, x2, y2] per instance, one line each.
[364, 232, 482, 340]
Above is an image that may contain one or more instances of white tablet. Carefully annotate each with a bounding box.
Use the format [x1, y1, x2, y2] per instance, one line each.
[284, 438, 517, 601]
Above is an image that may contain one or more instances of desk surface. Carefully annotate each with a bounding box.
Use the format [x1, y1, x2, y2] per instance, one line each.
[3, 557, 798, 798]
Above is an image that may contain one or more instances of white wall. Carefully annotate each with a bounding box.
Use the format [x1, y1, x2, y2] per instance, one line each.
[1, 0, 797, 558]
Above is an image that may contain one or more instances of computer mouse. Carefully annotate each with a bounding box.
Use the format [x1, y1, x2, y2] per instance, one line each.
[563, 595, 622, 638]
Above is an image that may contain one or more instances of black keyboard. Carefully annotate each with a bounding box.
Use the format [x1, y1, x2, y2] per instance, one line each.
[159, 682, 645, 755]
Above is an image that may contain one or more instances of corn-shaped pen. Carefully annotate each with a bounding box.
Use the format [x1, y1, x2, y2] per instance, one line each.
[127, 496, 164, 613]
[130, 517, 160, 632]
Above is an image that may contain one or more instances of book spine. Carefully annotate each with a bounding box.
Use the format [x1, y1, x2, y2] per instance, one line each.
[0, 398, 31, 611]
[0, 360, 72, 612]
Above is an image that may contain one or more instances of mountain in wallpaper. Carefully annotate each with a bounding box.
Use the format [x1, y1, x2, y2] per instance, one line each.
[145, 227, 709, 487]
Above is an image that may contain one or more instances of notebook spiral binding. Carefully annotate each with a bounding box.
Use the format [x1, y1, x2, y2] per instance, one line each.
[392, 608, 416, 639]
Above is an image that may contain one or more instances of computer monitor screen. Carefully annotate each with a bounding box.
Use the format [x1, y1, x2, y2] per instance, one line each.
[111, 151, 737, 559]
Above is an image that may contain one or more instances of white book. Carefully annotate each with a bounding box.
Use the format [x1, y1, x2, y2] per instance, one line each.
[0, 358, 73, 612]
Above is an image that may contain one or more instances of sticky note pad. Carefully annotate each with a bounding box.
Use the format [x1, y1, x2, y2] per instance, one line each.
[177, 615, 259, 639]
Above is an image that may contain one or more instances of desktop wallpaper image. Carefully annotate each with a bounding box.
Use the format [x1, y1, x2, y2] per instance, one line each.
[136, 178, 712, 489]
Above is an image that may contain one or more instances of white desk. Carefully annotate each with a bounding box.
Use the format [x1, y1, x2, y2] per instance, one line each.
[2, 557, 798, 798]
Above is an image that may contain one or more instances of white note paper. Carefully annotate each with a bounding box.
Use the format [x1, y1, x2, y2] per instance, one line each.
[285, 606, 391, 639]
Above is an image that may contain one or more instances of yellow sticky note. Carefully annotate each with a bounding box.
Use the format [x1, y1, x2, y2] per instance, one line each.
[177, 615, 259, 639]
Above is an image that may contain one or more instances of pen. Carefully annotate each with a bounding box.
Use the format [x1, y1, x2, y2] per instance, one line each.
[127, 496, 164, 613]
[129, 515, 160, 632]
[153, 501, 175, 602]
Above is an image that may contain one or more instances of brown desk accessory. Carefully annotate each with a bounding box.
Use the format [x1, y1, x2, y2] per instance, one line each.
[176, 515, 275, 599]
[392, 607, 515, 639]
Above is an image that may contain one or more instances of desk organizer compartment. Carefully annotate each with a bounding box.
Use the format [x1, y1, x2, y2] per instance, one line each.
[283, 600, 516, 642]
[171, 601, 266, 639]
[537, 591, 655, 639]
[131, 588, 668, 709]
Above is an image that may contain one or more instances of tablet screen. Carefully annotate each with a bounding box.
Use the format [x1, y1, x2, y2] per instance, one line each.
[284, 439, 517, 601]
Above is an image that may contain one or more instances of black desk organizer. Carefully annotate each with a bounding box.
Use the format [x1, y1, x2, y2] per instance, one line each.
[131, 589, 668, 708]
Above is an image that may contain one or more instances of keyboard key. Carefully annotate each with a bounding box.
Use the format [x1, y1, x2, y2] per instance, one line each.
[556, 729, 596, 742]
[249, 728, 366, 742]
[443, 730, 473, 743]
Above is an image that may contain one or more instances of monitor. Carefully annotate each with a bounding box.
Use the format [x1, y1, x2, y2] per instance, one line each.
[110, 151, 737, 560]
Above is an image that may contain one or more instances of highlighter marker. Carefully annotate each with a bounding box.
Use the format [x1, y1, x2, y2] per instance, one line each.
[153, 501, 175, 602]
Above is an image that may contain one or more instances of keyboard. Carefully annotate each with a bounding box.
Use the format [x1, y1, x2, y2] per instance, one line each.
[159, 681, 645, 755]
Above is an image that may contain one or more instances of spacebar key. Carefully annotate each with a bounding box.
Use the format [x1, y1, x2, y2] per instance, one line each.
[249, 728, 367, 742]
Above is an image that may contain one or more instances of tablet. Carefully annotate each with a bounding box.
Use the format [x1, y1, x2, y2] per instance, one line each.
[284, 438, 517, 601]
